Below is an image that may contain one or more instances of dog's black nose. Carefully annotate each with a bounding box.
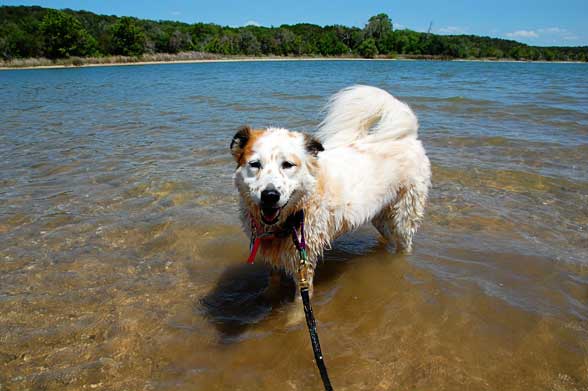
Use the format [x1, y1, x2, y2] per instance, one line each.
[261, 189, 280, 205]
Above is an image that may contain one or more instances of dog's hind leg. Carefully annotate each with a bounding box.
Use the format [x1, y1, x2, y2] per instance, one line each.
[372, 185, 427, 253]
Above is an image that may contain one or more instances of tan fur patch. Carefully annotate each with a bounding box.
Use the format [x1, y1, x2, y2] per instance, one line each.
[290, 155, 302, 167]
[239, 129, 264, 165]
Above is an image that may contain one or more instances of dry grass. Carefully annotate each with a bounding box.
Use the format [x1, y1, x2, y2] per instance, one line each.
[1, 51, 583, 69]
[0, 52, 376, 69]
[0, 51, 225, 68]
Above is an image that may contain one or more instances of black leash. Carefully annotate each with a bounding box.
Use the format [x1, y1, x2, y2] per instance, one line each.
[247, 209, 334, 390]
[291, 211, 334, 391]
[300, 287, 333, 390]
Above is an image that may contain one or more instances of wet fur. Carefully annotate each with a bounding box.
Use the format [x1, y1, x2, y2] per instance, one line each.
[231, 85, 431, 296]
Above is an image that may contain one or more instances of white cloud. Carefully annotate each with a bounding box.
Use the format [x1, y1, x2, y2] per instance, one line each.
[171, 11, 181, 16]
[562, 35, 579, 41]
[506, 30, 539, 38]
[504, 27, 581, 43]
[438, 26, 468, 34]
[538, 27, 579, 42]
[539, 27, 564, 34]
[245, 20, 261, 27]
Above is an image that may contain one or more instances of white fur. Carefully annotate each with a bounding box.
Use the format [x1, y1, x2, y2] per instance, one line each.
[316, 86, 430, 238]
[317, 85, 419, 148]
[234, 128, 314, 210]
[232, 85, 431, 295]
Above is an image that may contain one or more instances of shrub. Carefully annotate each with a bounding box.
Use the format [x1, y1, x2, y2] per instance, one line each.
[110, 17, 146, 56]
[39, 10, 97, 58]
[358, 38, 378, 58]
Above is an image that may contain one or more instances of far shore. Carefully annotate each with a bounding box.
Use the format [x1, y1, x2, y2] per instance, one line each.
[1, 53, 586, 71]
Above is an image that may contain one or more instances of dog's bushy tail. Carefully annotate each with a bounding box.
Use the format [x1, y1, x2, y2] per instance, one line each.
[316, 85, 418, 149]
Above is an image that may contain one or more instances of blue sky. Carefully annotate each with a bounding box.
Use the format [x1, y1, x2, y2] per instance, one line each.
[2, 0, 587, 46]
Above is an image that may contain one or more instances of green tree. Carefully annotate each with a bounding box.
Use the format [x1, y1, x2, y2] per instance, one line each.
[364, 13, 393, 53]
[110, 17, 146, 56]
[358, 38, 378, 58]
[39, 9, 97, 58]
[317, 30, 349, 55]
[364, 13, 393, 40]
[191, 23, 222, 51]
[393, 31, 409, 54]
[204, 33, 238, 54]
[167, 29, 193, 53]
[274, 28, 299, 55]
[237, 30, 261, 55]
[1, 6, 588, 62]
[0, 22, 35, 59]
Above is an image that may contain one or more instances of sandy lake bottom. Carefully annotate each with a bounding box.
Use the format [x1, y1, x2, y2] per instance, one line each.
[1, 60, 587, 390]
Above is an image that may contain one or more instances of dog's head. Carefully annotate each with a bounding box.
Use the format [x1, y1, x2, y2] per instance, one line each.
[230, 126, 324, 226]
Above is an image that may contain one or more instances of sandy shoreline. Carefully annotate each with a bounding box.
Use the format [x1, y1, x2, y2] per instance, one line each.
[0, 57, 390, 71]
[1, 55, 585, 71]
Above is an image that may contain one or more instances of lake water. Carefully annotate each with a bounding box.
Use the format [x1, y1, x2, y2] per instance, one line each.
[1, 60, 587, 390]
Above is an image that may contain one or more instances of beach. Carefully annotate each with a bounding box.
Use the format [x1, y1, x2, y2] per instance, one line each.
[1, 60, 587, 390]
[1, 52, 585, 71]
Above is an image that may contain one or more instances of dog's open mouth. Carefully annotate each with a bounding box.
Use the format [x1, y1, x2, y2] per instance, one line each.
[261, 206, 281, 225]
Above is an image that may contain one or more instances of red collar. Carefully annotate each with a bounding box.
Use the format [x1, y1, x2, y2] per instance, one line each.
[246, 211, 305, 264]
[247, 217, 276, 264]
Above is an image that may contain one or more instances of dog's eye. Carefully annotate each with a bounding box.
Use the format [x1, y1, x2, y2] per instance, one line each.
[249, 161, 261, 169]
[282, 161, 296, 169]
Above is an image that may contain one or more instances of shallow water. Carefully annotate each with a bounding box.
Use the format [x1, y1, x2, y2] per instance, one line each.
[1, 60, 587, 390]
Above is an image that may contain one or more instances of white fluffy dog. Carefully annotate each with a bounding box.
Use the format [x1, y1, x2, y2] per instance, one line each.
[231, 85, 431, 297]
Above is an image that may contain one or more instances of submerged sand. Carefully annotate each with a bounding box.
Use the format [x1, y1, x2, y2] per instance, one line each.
[1, 60, 587, 390]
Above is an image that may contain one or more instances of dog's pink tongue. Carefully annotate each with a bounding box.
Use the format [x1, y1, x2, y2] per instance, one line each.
[263, 208, 279, 223]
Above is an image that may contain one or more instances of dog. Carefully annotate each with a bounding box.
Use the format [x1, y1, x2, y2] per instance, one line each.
[230, 85, 431, 298]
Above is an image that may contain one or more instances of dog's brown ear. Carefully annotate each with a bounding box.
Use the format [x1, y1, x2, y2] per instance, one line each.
[304, 134, 324, 157]
[230, 125, 251, 161]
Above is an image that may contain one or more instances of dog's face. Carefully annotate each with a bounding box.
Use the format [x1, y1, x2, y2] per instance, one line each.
[231, 126, 324, 225]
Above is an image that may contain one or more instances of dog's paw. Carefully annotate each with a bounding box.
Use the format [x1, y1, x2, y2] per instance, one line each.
[260, 284, 281, 302]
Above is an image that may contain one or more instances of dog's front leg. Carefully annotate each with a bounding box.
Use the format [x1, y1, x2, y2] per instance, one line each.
[262, 267, 282, 300]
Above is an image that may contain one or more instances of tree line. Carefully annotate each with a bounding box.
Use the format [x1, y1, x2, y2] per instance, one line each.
[1, 6, 587, 62]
